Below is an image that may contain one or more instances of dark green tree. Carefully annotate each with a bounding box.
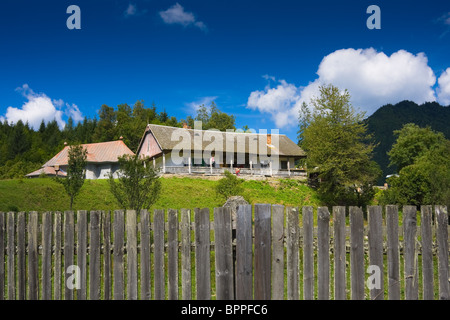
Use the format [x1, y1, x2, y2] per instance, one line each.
[381, 124, 450, 207]
[63, 117, 76, 143]
[194, 101, 236, 131]
[55, 144, 87, 210]
[7, 120, 32, 160]
[108, 154, 162, 212]
[93, 104, 117, 142]
[388, 123, 447, 171]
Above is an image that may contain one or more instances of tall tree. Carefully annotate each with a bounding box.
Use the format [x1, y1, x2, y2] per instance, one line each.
[194, 101, 235, 131]
[116, 103, 134, 148]
[93, 104, 117, 142]
[7, 120, 32, 160]
[55, 144, 87, 210]
[298, 84, 380, 206]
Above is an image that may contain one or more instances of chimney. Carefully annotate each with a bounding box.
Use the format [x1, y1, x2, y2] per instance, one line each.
[183, 122, 191, 129]
[267, 134, 272, 145]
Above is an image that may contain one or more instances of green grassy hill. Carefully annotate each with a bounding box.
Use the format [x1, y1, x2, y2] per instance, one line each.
[0, 177, 321, 213]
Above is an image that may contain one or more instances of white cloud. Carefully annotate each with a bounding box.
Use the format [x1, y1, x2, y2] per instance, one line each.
[262, 74, 276, 82]
[159, 3, 207, 31]
[247, 80, 300, 115]
[437, 12, 450, 25]
[247, 48, 439, 127]
[124, 4, 137, 17]
[185, 96, 218, 113]
[66, 103, 84, 122]
[437, 68, 450, 106]
[124, 3, 147, 18]
[2, 84, 83, 130]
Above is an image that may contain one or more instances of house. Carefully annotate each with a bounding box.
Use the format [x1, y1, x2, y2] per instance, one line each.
[136, 123, 306, 176]
[26, 139, 135, 179]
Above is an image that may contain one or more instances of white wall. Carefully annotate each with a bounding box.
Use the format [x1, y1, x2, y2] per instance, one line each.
[85, 163, 120, 179]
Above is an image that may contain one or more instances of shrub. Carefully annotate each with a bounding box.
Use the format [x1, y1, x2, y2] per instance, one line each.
[215, 170, 244, 200]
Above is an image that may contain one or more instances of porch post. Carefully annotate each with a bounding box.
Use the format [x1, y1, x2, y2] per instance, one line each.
[153, 157, 156, 169]
[250, 160, 253, 175]
[188, 156, 191, 174]
[162, 152, 166, 173]
[288, 159, 291, 176]
[210, 157, 213, 175]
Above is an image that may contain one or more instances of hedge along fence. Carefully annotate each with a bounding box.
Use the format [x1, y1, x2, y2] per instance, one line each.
[0, 205, 448, 300]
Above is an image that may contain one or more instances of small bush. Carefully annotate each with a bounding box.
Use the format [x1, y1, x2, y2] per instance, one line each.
[215, 170, 244, 200]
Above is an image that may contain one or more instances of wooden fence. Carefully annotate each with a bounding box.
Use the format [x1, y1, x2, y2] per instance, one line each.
[0, 204, 448, 300]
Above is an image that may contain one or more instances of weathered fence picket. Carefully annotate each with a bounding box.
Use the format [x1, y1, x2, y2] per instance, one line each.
[77, 210, 87, 300]
[17, 212, 26, 300]
[28, 211, 39, 300]
[254, 204, 271, 300]
[102, 210, 111, 300]
[7, 212, 14, 300]
[194, 207, 210, 300]
[180, 208, 191, 300]
[0, 205, 448, 300]
[403, 205, 419, 300]
[113, 210, 124, 300]
[333, 206, 346, 300]
[235, 204, 253, 300]
[126, 209, 138, 300]
[302, 206, 314, 300]
[435, 205, 449, 300]
[54, 211, 62, 300]
[140, 209, 151, 300]
[350, 206, 365, 300]
[42, 211, 52, 300]
[421, 205, 434, 300]
[317, 207, 330, 300]
[153, 209, 165, 300]
[214, 207, 234, 300]
[90, 210, 101, 300]
[64, 211, 74, 300]
[368, 205, 384, 300]
[386, 205, 400, 300]
[167, 208, 178, 300]
[285, 206, 298, 300]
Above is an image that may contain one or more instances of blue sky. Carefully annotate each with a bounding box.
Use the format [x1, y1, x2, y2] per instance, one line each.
[1, 0, 449, 142]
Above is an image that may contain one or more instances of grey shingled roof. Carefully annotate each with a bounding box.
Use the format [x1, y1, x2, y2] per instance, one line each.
[139, 124, 306, 157]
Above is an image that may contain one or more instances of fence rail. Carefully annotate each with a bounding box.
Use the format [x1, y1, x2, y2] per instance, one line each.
[0, 205, 448, 300]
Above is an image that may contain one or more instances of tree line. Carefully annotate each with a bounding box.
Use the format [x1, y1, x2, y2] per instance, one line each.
[0, 100, 235, 179]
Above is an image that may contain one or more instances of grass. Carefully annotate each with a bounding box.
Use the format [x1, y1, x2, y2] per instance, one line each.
[0, 177, 321, 213]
